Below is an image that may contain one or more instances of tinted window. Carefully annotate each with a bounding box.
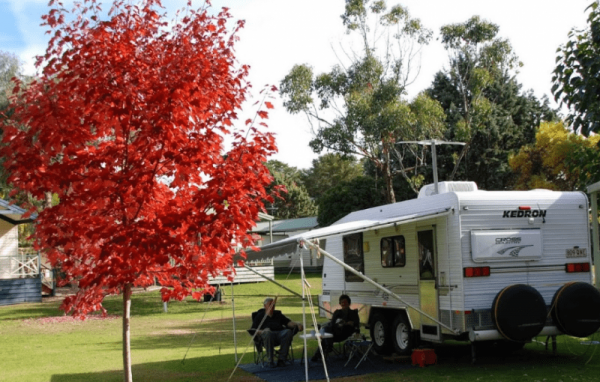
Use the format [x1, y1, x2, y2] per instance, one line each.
[343, 233, 364, 282]
[381, 235, 405, 268]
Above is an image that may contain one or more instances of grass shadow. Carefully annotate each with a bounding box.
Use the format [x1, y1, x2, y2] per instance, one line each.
[49, 352, 261, 382]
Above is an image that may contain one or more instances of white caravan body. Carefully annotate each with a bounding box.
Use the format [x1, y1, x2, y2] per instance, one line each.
[243, 182, 600, 354]
[318, 182, 597, 351]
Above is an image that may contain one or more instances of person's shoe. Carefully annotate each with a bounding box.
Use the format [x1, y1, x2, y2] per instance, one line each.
[268, 361, 277, 368]
[276, 359, 286, 367]
[311, 351, 321, 362]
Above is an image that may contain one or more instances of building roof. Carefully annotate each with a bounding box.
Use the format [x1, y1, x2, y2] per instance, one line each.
[253, 216, 318, 234]
[272, 217, 318, 232]
[0, 199, 37, 225]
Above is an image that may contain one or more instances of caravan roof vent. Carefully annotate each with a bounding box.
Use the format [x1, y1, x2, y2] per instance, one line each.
[418, 181, 478, 198]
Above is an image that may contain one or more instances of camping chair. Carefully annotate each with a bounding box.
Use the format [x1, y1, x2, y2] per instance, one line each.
[249, 311, 295, 367]
[318, 309, 361, 359]
[343, 333, 374, 369]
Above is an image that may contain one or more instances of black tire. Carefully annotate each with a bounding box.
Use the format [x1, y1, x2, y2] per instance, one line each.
[370, 312, 392, 355]
[492, 284, 547, 342]
[392, 313, 413, 355]
[551, 282, 600, 337]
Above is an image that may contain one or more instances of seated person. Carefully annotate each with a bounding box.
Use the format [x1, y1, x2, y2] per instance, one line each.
[251, 297, 303, 367]
[312, 294, 359, 361]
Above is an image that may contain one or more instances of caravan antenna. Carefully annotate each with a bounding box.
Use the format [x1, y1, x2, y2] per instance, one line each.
[396, 139, 465, 195]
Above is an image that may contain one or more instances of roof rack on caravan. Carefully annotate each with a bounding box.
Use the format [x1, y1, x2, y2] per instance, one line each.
[418, 181, 478, 198]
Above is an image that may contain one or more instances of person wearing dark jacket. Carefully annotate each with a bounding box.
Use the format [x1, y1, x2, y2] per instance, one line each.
[312, 294, 359, 361]
[252, 297, 303, 367]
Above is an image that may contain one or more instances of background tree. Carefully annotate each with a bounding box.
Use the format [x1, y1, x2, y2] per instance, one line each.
[567, 140, 600, 189]
[265, 160, 318, 219]
[509, 121, 600, 191]
[0, 51, 28, 198]
[300, 153, 364, 201]
[428, 16, 557, 189]
[0, 1, 277, 381]
[389, 92, 447, 194]
[0, 51, 22, 120]
[437, 16, 520, 178]
[0, 52, 44, 247]
[553, 1, 600, 136]
[280, 0, 445, 204]
[317, 175, 386, 226]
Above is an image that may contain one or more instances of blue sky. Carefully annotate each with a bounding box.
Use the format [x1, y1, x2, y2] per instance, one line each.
[0, 0, 592, 169]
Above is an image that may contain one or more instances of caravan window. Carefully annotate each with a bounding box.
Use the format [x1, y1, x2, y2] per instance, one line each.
[343, 233, 364, 282]
[381, 236, 406, 268]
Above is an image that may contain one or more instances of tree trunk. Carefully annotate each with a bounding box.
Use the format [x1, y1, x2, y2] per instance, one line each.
[123, 283, 132, 382]
[450, 142, 469, 180]
[382, 146, 396, 204]
[44, 191, 53, 209]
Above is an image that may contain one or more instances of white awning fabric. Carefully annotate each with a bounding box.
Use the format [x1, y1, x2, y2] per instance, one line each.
[238, 206, 452, 263]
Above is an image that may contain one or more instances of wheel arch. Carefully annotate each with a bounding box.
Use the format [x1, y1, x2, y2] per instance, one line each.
[368, 307, 412, 329]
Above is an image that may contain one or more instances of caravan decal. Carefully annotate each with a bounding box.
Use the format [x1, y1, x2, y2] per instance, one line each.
[495, 237, 521, 245]
[502, 210, 547, 218]
[496, 245, 534, 258]
[471, 230, 542, 262]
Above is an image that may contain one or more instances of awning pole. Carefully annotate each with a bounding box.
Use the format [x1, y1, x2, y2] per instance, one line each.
[231, 280, 238, 363]
[301, 239, 459, 334]
[299, 248, 309, 382]
[243, 264, 303, 299]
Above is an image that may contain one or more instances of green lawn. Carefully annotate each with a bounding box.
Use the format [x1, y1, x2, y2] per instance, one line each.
[1, 274, 600, 382]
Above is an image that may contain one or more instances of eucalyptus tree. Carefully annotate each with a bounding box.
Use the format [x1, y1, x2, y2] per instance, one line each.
[437, 16, 521, 178]
[280, 0, 445, 204]
[430, 16, 556, 189]
[0, 51, 23, 119]
[0, 51, 28, 199]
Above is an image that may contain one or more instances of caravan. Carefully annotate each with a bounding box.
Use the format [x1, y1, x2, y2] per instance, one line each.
[244, 181, 600, 356]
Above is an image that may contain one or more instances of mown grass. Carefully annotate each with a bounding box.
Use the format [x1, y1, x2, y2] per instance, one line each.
[1, 273, 600, 382]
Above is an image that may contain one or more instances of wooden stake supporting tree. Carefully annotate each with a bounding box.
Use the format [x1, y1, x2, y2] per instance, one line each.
[0, 1, 277, 380]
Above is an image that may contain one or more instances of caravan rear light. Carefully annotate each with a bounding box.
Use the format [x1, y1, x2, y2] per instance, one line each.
[463, 266, 491, 277]
[519, 206, 531, 210]
[566, 262, 591, 273]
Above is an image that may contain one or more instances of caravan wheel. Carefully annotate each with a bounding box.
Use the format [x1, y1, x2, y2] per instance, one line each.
[492, 284, 547, 342]
[370, 313, 392, 355]
[392, 313, 413, 355]
[551, 282, 600, 337]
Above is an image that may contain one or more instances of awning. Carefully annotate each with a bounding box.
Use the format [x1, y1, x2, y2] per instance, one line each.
[238, 206, 452, 263]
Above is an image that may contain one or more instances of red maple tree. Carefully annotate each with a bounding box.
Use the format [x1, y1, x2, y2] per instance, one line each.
[1, 1, 276, 380]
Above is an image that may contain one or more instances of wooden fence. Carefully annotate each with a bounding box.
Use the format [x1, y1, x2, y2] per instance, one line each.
[0, 249, 54, 305]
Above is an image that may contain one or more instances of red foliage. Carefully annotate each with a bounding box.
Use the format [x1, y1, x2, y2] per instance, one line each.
[1, 0, 277, 317]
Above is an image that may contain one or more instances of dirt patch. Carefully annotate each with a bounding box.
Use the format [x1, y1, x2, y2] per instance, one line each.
[161, 329, 196, 336]
[22, 314, 120, 325]
[42, 286, 162, 303]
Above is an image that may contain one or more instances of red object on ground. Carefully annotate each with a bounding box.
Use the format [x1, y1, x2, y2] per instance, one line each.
[411, 348, 437, 367]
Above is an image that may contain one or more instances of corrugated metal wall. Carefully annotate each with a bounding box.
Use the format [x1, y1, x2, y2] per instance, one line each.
[0, 278, 42, 306]
[459, 191, 591, 310]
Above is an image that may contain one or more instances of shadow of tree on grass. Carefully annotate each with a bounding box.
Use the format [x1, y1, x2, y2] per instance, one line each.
[49, 353, 261, 382]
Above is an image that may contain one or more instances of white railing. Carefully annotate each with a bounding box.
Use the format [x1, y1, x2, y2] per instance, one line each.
[2, 251, 54, 292]
[10, 252, 39, 277]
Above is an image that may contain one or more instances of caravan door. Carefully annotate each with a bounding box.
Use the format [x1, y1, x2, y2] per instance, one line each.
[418, 228, 441, 342]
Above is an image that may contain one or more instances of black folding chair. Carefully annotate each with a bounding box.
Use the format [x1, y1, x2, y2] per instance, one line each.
[320, 309, 361, 359]
[249, 311, 295, 367]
